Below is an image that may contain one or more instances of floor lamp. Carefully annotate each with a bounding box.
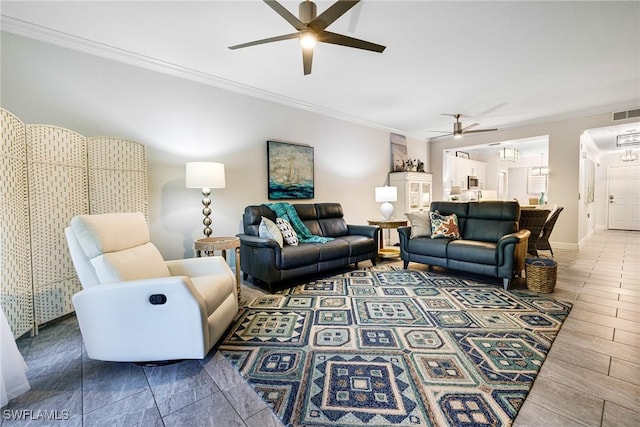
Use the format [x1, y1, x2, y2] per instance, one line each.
[185, 162, 226, 237]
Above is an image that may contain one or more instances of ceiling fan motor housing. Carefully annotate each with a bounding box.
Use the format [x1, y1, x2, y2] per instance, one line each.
[453, 121, 463, 134]
[299, 1, 317, 24]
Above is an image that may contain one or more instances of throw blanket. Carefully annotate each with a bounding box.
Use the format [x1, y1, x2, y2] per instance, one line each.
[265, 203, 333, 244]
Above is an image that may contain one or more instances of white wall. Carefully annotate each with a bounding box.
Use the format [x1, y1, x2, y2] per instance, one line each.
[429, 113, 629, 248]
[1, 32, 427, 260]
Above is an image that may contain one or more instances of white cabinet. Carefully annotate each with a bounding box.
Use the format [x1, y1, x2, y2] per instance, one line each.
[389, 172, 433, 215]
[444, 156, 487, 190]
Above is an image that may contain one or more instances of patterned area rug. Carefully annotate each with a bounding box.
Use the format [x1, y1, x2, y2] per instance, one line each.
[220, 268, 572, 426]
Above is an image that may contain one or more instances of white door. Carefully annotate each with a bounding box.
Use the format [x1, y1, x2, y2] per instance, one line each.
[607, 164, 640, 231]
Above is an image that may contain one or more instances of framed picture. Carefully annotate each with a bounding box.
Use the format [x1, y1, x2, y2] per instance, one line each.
[390, 133, 408, 172]
[267, 140, 314, 199]
[456, 151, 470, 159]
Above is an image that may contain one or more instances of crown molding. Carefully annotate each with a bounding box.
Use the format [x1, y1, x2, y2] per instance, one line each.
[1, 16, 413, 137]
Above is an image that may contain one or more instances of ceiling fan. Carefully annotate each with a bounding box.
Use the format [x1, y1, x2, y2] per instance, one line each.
[228, 0, 386, 75]
[429, 114, 498, 140]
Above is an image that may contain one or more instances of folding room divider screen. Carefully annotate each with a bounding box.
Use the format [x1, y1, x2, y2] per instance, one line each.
[0, 108, 148, 338]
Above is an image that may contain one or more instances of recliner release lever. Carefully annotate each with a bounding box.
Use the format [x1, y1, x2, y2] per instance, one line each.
[149, 294, 167, 305]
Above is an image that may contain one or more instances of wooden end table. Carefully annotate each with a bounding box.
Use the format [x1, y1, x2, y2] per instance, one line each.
[367, 219, 408, 258]
[194, 236, 241, 302]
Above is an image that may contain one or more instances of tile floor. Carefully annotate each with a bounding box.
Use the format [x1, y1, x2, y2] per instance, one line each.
[2, 229, 638, 426]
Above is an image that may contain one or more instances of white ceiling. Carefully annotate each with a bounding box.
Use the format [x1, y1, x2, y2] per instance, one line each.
[1, 0, 639, 152]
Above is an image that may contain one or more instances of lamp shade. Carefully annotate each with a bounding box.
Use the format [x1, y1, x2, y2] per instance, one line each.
[450, 186, 462, 195]
[185, 162, 226, 189]
[375, 186, 397, 202]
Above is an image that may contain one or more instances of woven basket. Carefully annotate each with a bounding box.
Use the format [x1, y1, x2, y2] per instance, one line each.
[525, 258, 557, 293]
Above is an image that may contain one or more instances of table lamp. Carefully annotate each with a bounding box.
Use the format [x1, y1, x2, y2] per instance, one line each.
[449, 186, 462, 201]
[186, 162, 226, 237]
[375, 186, 397, 220]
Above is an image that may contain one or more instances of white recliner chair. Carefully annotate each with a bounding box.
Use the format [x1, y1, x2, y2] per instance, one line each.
[65, 212, 238, 363]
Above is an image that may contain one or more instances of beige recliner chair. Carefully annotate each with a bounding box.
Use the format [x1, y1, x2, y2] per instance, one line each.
[65, 212, 238, 363]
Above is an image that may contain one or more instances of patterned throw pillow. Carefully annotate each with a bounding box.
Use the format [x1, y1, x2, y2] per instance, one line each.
[259, 216, 284, 248]
[275, 218, 299, 246]
[405, 212, 431, 238]
[430, 211, 461, 239]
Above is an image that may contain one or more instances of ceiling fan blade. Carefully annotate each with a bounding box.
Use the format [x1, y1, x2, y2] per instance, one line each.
[463, 128, 499, 134]
[309, 0, 360, 32]
[228, 33, 300, 50]
[302, 47, 314, 75]
[427, 133, 454, 140]
[461, 122, 480, 132]
[319, 31, 386, 52]
[264, 0, 305, 30]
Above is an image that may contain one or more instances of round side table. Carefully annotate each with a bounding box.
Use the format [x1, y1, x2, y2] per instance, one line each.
[367, 219, 408, 259]
[194, 236, 241, 302]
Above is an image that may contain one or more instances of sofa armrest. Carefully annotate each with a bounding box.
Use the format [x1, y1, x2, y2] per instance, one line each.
[496, 229, 531, 264]
[498, 229, 531, 245]
[236, 233, 282, 251]
[347, 224, 379, 238]
[72, 276, 209, 361]
[397, 226, 411, 250]
[166, 256, 235, 279]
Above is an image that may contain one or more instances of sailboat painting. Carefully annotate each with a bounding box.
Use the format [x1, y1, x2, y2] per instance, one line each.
[267, 140, 314, 199]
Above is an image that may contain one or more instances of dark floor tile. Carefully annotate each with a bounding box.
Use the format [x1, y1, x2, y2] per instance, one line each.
[7, 354, 83, 421]
[82, 357, 150, 413]
[162, 391, 245, 427]
[83, 389, 162, 427]
[144, 360, 219, 416]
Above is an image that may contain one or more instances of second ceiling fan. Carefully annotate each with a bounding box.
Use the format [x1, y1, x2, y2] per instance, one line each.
[228, 0, 386, 75]
[430, 114, 498, 140]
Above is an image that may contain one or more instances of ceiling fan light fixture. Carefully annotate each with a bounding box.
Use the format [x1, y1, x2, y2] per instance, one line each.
[616, 133, 640, 147]
[300, 32, 317, 49]
[228, 0, 385, 75]
[500, 147, 520, 162]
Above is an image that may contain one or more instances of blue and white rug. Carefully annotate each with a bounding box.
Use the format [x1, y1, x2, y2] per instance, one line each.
[220, 268, 571, 426]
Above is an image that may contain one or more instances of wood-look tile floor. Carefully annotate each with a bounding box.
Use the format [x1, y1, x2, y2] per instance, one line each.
[3, 229, 638, 426]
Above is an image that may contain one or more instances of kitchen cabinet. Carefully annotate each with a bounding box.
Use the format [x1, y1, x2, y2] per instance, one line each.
[444, 156, 487, 190]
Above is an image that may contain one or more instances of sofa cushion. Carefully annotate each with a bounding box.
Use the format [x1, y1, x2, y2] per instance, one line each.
[91, 242, 170, 283]
[276, 218, 299, 246]
[312, 239, 350, 261]
[319, 218, 349, 237]
[334, 235, 373, 257]
[430, 211, 461, 239]
[405, 212, 431, 238]
[294, 204, 323, 236]
[259, 217, 283, 248]
[71, 212, 149, 258]
[317, 203, 349, 237]
[463, 201, 519, 242]
[243, 205, 276, 237]
[407, 236, 450, 257]
[279, 244, 320, 269]
[463, 218, 516, 243]
[447, 240, 498, 265]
